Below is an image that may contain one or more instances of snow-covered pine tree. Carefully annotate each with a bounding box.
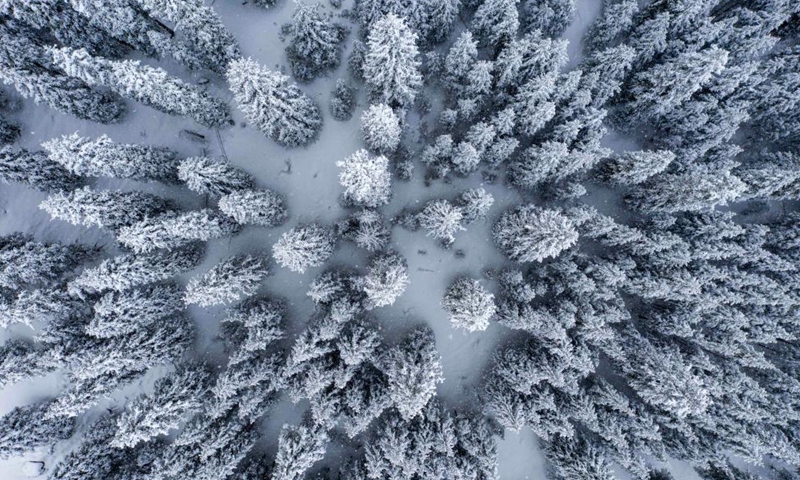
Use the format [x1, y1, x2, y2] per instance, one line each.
[147, 30, 207, 71]
[417, 199, 465, 246]
[472, 0, 520, 47]
[69, 243, 203, 296]
[439, 108, 458, 129]
[236, 457, 274, 480]
[524, 143, 606, 188]
[464, 61, 495, 110]
[40, 186, 171, 231]
[0, 288, 83, 329]
[283, 284, 388, 433]
[421, 134, 455, 178]
[358, 250, 409, 309]
[649, 470, 674, 480]
[585, 0, 638, 52]
[147, 412, 258, 480]
[354, 0, 460, 45]
[305, 268, 363, 308]
[184, 255, 269, 307]
[135, 0, 241, 73]
[697, 462, 761, 480]
[219, 189, 288, 227]
[206, 349, 284, 422]
[495, 29, 568, 92]
[177, 156, 255, 198]
[337, 149, 392, 208]
[49, 46, 231, 128]
[544, 436, 616, 480]
[330, 79, 356, 121]
[0, 115, 19, 145]
[0, 147, 81, 192]
[362, 401, 499, 479]
[86, 283, 184, 338]
[626, 167, 747, 213]
[223, 296, 285, 357]
[379, 325, 444, 420]
[272, 224, 336, 273]
[737, 152, 800, 201]
[1, 0, 130, 58]
[0, 339, 59, 389]
[66, 0, 162, 55]
[626, 46, 729, 122]
[493, 205, 578, 262]
[43, 133, 179, 183]
[442, 277, 496, 332]
[418, 0, 462, 44]
[0, 31, 125, 123]
[273, 422, 329, 480]
[363, 14, 422, 109]
[457, 187, 495, 224]
[361, 103, 401, 154]
[227, 58, 322, 147]
[466, 122, 497, 154]
[48, 414, 134, 480]
[210, 296, 285, 419]
[485, 136, 520, 166]
[286, 2, 345, 82]
[48, 316, 195, 419]
[580, 44, 636, 108]
[596, 150, 675, 185]
[0, 233, 92, 291]
[618, 331, 710, 422]
[522, 0, 575, 38]
[443, 31, 479, 95]
[452, 141, 481, 176]
[483, 337, 594, 436]
[112, 363, 211, 448]
[348, 39, 367, 80]
[653, 97, 749, 166]
[747, 41, 800, 146]
[116, 209, 240, 253]
[23, 312, 93, 362]
[627, 11, 670, 66]
[337, 209, 391, 252]
[0, 399, 75, 460]
[248, 0, 278, 8]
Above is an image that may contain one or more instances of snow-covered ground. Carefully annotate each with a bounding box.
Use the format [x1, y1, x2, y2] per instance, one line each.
[0, 1, 706, 479]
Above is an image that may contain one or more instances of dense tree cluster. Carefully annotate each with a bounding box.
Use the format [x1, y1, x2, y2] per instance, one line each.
[336, 209, 392, 252]
[354, 0, 460, 45]
[394, 187, 495, 247]
[49, 46, 230, 128]
[0, 30, 126, 124]
[1, 0, 800, 479]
